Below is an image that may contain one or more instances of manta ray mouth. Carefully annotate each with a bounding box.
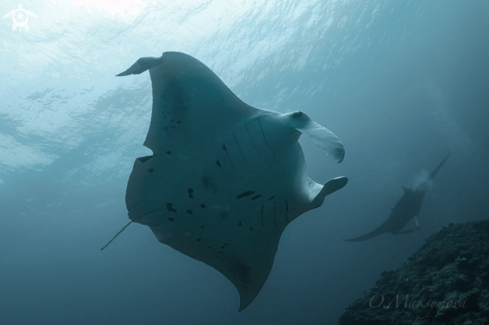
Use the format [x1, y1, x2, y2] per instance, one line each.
[128, 205, 164, 226]
[127, 202, 151, 223]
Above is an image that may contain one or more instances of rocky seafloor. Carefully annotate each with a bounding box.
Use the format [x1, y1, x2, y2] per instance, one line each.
[339, 220, 489, 325]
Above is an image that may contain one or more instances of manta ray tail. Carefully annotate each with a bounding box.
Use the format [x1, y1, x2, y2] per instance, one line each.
[344, 223, 389, 242]
[428, 152, 451, 180]
[100, 221, 133, 250]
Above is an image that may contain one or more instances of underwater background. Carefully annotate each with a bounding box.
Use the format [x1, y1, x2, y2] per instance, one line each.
[1, 0, 488, 324]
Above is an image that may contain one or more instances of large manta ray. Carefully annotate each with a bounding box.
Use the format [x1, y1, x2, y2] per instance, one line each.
[111, 52, 348, 311]
[345, 153, 450, 242]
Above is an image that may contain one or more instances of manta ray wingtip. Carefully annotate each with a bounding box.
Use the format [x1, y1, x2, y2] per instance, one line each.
[116, 56, 163, 77]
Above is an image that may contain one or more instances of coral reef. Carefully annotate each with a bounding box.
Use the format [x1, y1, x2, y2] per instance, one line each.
[339, 221, 489, 325]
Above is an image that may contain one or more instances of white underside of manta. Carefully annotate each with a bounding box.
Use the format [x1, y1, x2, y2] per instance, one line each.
[116, 52, 348, 311]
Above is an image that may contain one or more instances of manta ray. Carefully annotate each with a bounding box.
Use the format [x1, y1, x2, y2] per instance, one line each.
[107, 52, 348, 311]
[344, 153, 450, 242]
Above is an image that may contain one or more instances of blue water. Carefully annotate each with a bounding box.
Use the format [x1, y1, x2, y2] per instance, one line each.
[1, 0, 488, 324]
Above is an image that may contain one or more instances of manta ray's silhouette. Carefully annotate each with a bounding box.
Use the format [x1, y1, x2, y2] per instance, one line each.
[345, 153, 450, 242]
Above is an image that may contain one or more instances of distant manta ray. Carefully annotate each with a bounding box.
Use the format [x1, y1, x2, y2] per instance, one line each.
[102, 52, 348, 311]
[344, 153, 450, 242]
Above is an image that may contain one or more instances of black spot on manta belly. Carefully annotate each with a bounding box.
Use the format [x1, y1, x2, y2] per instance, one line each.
[166, 202, 177, 213]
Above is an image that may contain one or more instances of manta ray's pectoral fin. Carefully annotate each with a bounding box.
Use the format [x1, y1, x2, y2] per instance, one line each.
[344, 223, 390, 242]
[414, 216, 420, 229]
[116, 57, 163, 76]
